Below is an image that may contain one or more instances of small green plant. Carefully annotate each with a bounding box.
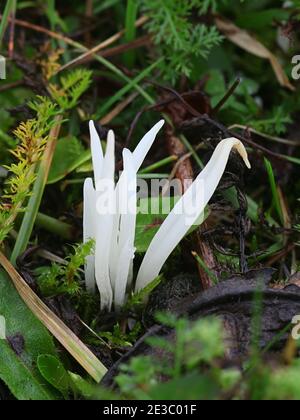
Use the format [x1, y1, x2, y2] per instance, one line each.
[49, 69, 93, 110]
[0, 97, 60, 243]
[141, 0, 224, 82]
[99, 322, 142, 348]
[36, 240, 94, 296]
[249, 107, 292, 136]
[264, 360, 300, 400]
[115, 314, 240, 400]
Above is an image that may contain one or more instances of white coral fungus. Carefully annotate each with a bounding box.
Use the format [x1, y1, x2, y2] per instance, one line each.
[84, 120, 250, 310]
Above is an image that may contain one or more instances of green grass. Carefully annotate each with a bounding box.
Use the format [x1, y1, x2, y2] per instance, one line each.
[123, 0, 139, 67]
[264, 158, 284, 226]
[0, 0, 16, 48]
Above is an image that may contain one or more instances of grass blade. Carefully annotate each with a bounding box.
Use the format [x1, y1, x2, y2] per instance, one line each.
[96, 58, 161, 119]
[192, 251, 218, 285]
[264, 158, 284, 225]
[0, 268, 58, 400]
[0, 0, 15, 47]
[123, 0, 139, 67]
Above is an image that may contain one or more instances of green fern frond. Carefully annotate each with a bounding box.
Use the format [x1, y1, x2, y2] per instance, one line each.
[49, 68, 92, 110]
[192, 0, 219, 14]
[141, 0, 224, 82]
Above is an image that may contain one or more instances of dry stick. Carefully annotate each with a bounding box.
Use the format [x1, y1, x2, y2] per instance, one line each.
[85, 0, 93, 17]
[124, 87, 203, 147]
[100, 91, 139, 125]
[195, 226, 216, 290]
[147, 81, 201, 118]
[0, 79, 23, 92]
[166, 151, 193, 186]
[37, 249, 70, 265]
[213, 78, 240, 113]
[0, 252, 107, 382]
[125, 106, 147, 147]
[278, 186, 292, 248]
[8, 0, 16, 58]
[56, 15, 148, 74]
[164, 144, 204, 186]
[84, 0, 94, 46]
[228, 124, 300, 146]
[98, 34, 151, 59]
[0, 14, 147, 60]
[266, 243, 295, 266]
[200, 114, 288, 161]
[63, 34, 151, 71]
[166, 125, 194, 187]
[0, 14, 83, 46]
[41, 116, 62, 179]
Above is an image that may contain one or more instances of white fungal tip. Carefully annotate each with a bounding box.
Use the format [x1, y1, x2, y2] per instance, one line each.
[107, 129, 115, 142]
[89, 120, 104, 188]
[232, 139, 251, 169]
[88, 119, 94, 130]
[156, 119, 165, 129]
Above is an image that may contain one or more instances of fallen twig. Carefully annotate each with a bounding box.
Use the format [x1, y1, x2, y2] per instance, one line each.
[56, 16, 148, 74]
[213, 78, 240, 113]
[229, 124, 300, 146]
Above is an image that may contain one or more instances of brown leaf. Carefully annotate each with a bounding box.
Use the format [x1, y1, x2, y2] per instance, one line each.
[215, 16, 295, 91]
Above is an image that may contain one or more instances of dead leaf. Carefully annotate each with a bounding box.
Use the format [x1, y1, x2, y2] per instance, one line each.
[215, 16, 295, 91]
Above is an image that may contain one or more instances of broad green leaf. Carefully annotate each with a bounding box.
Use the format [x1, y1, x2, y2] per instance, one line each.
[47, 136, 90, 184]
[68, 371, 117, 400]
[68, 371, 95, 399]
[37, 354, 70, 398]
[0, 269, 58, 400]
